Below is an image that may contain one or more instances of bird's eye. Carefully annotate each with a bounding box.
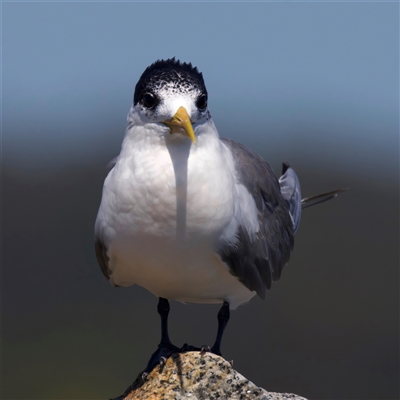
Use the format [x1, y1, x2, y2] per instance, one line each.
[196, 94, 207, 110]
[142, 93, 158, 109]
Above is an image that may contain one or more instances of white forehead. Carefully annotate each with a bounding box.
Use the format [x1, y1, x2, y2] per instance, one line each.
[157, 86, 201, 117]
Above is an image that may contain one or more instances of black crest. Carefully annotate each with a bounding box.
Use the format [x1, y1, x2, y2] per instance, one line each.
[133, 58, 207, 105]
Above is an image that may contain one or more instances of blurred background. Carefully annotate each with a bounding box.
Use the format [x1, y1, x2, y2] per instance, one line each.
[2, 2, 399, 400]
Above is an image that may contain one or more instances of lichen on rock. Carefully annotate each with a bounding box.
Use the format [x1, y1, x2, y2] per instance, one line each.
[114, 351, 307, 400]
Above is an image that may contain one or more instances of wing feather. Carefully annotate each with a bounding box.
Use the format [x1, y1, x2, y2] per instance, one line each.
[95, 235, 111, 280]
[218, 138, 295, 299]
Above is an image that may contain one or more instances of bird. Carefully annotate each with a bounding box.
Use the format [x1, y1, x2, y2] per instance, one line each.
[94, 58, 343, 373]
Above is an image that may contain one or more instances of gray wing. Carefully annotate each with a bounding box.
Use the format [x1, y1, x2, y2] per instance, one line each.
[218, 138, 297, 299]
[95, 158, 118, 282]
[95, 235, 111, 280]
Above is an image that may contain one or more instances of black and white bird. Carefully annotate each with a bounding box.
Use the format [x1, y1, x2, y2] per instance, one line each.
[95, 58, 342, 371]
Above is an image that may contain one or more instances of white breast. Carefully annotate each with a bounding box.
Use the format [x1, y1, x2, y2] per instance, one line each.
[95, 122, 258, 309]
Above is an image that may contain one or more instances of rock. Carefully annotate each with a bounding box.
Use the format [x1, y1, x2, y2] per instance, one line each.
[113, 351, 307, 400]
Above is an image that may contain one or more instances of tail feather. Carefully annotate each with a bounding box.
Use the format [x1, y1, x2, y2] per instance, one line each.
[301, 189, 347, 209]
[279, 162, 347, 233]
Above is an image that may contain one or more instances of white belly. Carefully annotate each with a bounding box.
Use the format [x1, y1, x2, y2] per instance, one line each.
[108, 235, 255, 310]
[96, 128, 258, 309]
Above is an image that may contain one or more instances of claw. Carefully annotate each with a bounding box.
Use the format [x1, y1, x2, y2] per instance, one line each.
[229, 359, 234, 367]
[181, 343, 190, 352]
[141, 371, 149, 381]
[159, 356, 167, 367]
[200, 345, 210, 355]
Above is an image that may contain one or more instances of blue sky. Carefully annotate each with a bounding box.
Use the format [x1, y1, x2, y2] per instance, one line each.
[3, 2, 399, 182]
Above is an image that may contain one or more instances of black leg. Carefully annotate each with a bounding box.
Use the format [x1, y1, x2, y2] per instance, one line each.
[144, 298, 179, 373]
[158, 297, 172, 345]
[210, 301, 230, 356]
[144, 299, 230, 373]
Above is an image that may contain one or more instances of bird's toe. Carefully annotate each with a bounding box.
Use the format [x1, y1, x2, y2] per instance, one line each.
[200, 345, 211, 355]
[180, 343, 201, 352]
[144, 343, 180, 373]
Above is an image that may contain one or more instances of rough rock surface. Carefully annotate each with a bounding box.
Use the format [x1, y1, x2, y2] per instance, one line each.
[114, 351, 307, 400]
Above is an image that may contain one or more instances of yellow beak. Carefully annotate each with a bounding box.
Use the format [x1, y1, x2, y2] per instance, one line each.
[162, 106, 196, 143]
